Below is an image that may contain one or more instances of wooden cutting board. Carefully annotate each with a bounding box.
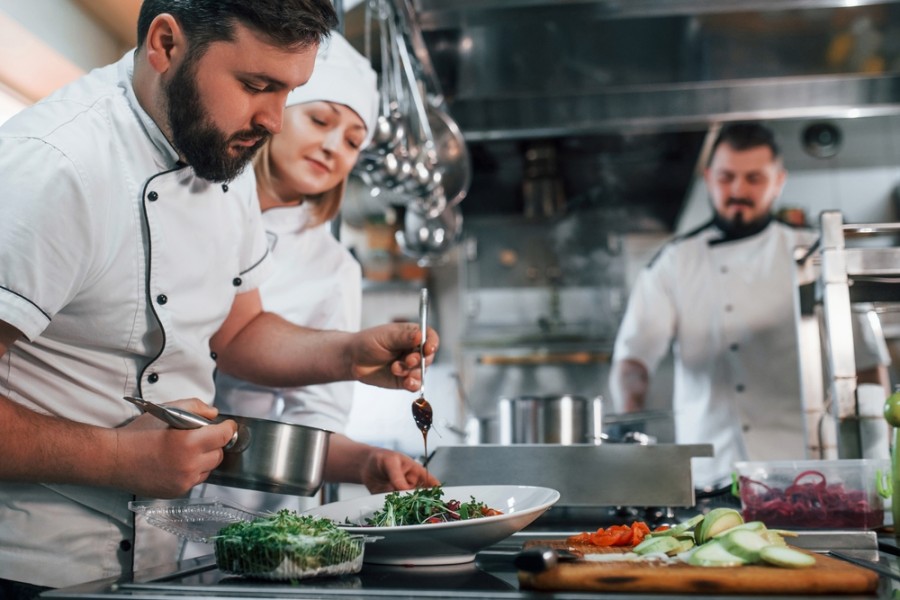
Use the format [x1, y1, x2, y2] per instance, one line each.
[518, 540, 879, 595]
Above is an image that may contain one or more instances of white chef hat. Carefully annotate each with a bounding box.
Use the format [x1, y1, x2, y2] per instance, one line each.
[285, 32, 379, 149]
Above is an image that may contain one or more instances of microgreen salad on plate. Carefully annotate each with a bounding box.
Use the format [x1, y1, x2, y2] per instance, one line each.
[304, 485, 560, 565]
[360, 486, 503, 527]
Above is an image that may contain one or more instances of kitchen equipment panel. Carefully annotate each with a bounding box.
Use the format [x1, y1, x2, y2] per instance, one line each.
[427, 443, 713, 507]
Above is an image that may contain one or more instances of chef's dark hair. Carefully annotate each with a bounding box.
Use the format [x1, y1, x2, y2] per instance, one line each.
[136, 0, 337, 56]
[707, 122, 781, 167]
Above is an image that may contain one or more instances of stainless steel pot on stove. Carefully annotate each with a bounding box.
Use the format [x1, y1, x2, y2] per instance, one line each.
[504, 394, 604, 445]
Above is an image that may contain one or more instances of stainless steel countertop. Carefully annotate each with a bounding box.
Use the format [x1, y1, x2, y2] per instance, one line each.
[42, 529, 900, 600]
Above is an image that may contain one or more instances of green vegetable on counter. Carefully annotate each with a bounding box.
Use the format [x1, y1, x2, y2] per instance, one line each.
[633, 534, 694, 556]
[214, 510, 361, 577]
[694, 508, 744, 545]
[633, 509, 815, 569]
[885, 388, 900, 535]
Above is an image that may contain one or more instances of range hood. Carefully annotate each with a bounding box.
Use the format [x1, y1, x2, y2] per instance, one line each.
[406, 0, 900, 139]
[345, 0, 900, 227]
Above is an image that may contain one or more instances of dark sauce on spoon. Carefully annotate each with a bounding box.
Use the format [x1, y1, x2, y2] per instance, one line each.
[412, 397, 433, 468]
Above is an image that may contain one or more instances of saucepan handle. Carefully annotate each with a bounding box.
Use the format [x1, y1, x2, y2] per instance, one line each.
[123, 396, 241, 450]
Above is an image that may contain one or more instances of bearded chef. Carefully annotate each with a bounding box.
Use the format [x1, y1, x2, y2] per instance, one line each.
[610, 121, 888, 491]
[0, 3, 440, 595]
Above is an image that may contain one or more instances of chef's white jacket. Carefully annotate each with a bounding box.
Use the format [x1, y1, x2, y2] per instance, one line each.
[0, 52, 272, 587]
[613, 221, 817, 489]
[214, 202, 362, 432]
[182, 205, 362, 557]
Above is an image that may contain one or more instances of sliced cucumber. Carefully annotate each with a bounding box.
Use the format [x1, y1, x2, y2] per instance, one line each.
[768, 528, 799, 538]
[687, 540, 748, 567]
[712, 520, 767, 539]
[761, 530, 788, 547]
[694, 508, 744, 545]
[718, 529, 771, 563]
[633, 535, 684, 556]
[758, 545, 816, 569]
[649, 514, 704, 538]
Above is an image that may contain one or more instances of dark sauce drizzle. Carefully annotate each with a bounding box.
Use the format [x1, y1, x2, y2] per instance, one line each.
[412, 397, 433, 473]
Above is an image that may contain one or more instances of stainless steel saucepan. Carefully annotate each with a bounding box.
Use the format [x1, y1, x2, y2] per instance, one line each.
[506, 394, 602, 445]
[123, 396, 331, 496]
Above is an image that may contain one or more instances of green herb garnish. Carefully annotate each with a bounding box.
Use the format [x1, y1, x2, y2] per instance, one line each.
[363, 486, 500, 527]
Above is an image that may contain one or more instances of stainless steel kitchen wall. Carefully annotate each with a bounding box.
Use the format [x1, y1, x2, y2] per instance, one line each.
[346, 0, 900, 228]
[344, 1, 900, 450]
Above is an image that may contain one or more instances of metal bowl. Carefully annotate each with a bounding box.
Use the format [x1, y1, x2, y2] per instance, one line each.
[207, 414, 332, 496]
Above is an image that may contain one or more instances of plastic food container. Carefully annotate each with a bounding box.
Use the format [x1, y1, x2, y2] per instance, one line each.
[129, 498, 365, 580]
[214, 524, 365, 581]
[733, 459, 891, 530]
[129, 497, 262, 543]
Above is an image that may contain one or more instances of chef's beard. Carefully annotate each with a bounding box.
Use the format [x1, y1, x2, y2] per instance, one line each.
[713, 197, 772, 240]
[164, 57, 271, 183]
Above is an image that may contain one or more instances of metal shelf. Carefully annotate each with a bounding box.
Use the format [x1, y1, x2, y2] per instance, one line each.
[795, 211, 900, 459]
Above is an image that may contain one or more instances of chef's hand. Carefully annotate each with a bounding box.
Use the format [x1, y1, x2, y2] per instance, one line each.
[116, 398, 237, 498]
[349, 323, 439, 392]
[361, 447, 441, 493]
[611, 358, 650, 413]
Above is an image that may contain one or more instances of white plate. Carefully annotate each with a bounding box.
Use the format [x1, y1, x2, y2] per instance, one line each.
[303, 485, 560, 566]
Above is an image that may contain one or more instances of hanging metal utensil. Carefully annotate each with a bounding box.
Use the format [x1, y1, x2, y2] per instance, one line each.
[396, 203, 463, 266]
[352, 0, 470, 263]
[392, 0, 470, 209]
[369, 0, 404, 155]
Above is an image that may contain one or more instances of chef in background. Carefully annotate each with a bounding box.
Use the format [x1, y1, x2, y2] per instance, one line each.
[187, 32, 437, 535]
[610, 122, 888, 492]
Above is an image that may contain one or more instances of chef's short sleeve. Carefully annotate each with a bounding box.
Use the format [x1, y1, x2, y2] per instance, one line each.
[0, 137, 95, 341]
[613, 246, 678, 373]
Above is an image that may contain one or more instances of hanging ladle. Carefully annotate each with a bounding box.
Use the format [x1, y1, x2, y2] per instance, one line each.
[411, 288, 433, 440]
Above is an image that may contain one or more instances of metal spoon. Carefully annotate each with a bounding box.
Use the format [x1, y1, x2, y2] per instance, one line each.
[411, 288, 433, 434]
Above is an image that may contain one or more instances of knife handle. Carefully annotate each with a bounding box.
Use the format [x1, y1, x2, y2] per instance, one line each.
[515, 547, 560, 573]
